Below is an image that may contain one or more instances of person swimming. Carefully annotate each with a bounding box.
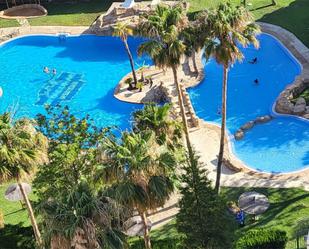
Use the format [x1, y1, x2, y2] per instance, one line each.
[52, 69, 57, 75]
[43, 67, 50, 74]
[249, 57, 258, 64]
[254, 79, 259, 84]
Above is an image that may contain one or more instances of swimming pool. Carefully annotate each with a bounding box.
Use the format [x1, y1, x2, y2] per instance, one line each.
[0, 35, 150, 130]
[188, 33, 309, 173]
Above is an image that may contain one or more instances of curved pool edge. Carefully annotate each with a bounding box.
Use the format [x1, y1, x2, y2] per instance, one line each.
[187, 23, 309, 175]
[200, 120, 309, 179]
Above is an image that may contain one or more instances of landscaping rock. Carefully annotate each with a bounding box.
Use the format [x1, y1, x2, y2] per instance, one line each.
[276, 97, 294, 114]
[305, 106, 309, 114]
[303, 113, 309, 119]
[240, 121, 254, 131]
[234, 130, 244, 140]
[293, 98, 306, 114]
[255, 115, 272, 124]
[295, 97, 306, 106]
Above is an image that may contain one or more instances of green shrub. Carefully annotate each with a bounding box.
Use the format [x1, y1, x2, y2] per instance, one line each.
[235, 228, 288, 249]
[0, 224, 35, 249]
[129, 237, 184, 249]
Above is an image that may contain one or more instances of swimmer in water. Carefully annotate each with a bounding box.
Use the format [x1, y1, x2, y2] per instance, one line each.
[52, 69, 57, 75]
[43, 67, 50, 74]
[249, 57, 258, 64]
[254, 79, 259, 84]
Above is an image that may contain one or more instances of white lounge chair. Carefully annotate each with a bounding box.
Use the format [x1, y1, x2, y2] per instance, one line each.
[121, 0, 135, 8]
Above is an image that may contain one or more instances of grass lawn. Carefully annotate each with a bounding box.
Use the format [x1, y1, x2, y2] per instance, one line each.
[1, 184, 308, 248]
[29, 0, 117, 26]
[0, 18, 19, 28]
[141, 187, 309, 249]
[188, 0, 309, 47]
[0, 183, 36, 227]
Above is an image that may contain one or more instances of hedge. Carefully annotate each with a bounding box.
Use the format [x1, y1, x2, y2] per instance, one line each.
[235, 228, 288, 249]
[0, 224, 35, 249]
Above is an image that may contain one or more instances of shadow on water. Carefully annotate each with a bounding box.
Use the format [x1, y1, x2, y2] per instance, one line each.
[5, 35, 148, 63]
[94, 88, 142, 115]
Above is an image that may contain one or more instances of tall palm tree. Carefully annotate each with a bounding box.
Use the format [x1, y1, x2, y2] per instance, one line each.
[137, 4, 194, 158]
[0, 113, 48, 247]
[102, 131, 176, 249]
[203, 3, 260, 193]
[113, 22, 138, 90]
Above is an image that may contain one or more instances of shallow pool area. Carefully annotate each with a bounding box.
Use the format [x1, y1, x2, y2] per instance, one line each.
[0, 35, 150, 130]
[188, 33, 309, 173]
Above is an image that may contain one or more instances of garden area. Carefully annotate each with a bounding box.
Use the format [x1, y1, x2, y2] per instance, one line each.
[1, 183, 308, 248]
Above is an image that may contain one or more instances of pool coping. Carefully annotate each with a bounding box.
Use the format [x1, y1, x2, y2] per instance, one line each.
[0, 23, 308, 182]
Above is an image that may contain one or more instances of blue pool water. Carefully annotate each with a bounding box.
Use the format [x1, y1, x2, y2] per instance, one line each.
[0, 35, 151, 130]
[1, 34, 308, 173]
[188, 33, 309, 173]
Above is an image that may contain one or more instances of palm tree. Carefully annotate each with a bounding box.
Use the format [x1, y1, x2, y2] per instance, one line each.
[0, 113, 48, 247]
[203, 3, 260, 193]
[181, 23, 206, 75]
[102, 131, 176, 249]
[113, 22, 138, 90]
[132, 103, 182, 149]
[39, 182, 127, 249]
[137, 4, 194, 158]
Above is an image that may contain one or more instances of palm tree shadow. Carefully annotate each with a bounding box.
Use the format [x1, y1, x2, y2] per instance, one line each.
[251, 3, 274, 11]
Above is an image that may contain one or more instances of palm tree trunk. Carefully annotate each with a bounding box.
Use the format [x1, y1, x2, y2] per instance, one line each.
[140, 211, 151, 249]
[171, 65, 194, 159]
[215, 66, 228, 194]
[124, 40, 138, 88]
[192, 51, 198, 75]
[17, 179, 43, 248]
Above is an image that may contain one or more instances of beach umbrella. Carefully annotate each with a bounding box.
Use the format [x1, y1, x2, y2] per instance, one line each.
[4, 183, 32, 202]
[124, 216, 152, 237]
[238, 191, 269, 219]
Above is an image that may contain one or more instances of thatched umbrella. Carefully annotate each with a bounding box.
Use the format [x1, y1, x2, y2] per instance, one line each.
[124, 216, 152, 237]
[238, 191, 269, 220]
[5, 183, 32, 202]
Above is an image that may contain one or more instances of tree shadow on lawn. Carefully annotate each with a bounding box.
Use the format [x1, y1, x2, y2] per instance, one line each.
[40, 0, 120, 16]
[258, 0, 309, 47]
